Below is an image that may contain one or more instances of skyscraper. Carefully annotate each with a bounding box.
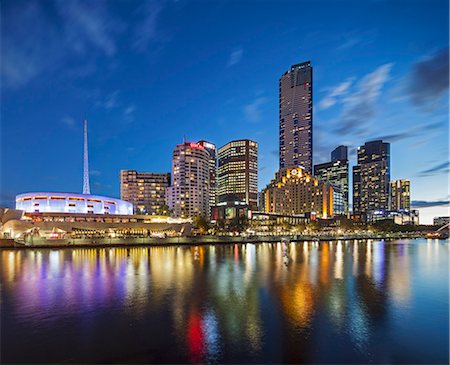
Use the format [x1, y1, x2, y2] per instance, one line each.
[217, 139, 258, 210]
[198, 140, 217, 210]
[279, 61, 313, 172]
[353, 140, 390, 213]
[331, 145, 348, 162]
[390, 179, 411, 211]
[314, 145, 349, 213]
[120, 170, 171, 214]
[166, 142, 210, 218]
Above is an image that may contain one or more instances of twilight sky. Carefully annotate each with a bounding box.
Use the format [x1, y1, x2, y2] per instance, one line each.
[1, 0, 449, 223]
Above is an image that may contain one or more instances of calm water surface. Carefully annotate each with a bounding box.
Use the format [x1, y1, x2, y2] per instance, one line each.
[1, 239, 448, 364]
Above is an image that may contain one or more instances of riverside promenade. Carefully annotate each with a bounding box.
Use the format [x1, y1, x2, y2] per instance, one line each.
[1, 232, 427, 249]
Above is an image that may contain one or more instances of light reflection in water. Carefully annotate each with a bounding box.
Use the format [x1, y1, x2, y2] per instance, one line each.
[1, 240, 448, 364]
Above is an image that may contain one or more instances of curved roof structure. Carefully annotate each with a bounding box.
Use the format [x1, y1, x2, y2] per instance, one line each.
[16, 192, 133, 215]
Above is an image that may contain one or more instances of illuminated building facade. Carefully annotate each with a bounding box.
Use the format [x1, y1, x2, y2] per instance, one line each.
[16, 192, 133, 215]
[260, 167, 334, 218]
[279, 61, 313, 172]
[198, 140, 217, 210]
[353, 140, 390, 213]
[217, 139, 258, 211]
[120, 170, 171, 214]
[390, 179, 410, 211]
[314, 145, 349, 214]
[166, 142, 211, 218]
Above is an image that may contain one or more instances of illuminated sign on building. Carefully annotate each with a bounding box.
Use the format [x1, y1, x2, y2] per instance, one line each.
[188, 143, 204, 150]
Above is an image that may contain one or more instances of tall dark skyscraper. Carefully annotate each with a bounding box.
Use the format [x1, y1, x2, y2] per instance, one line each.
[279, 61, 313, 173]
[353, 140, 390, 213]
[314, 145, 349, 213]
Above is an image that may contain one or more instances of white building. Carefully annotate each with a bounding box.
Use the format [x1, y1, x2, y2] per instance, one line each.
[166, 142, 211, 218]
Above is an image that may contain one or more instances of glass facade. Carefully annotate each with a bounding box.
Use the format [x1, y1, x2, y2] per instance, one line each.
[314, 145, 349, 214]
[353, 140, 390, 213]
[217, 140, 258, 211]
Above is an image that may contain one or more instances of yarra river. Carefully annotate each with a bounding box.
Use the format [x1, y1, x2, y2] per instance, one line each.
[1, 239, 448, 364]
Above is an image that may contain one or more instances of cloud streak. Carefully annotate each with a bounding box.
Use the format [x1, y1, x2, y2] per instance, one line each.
[319, 79, 353, 110]
[133, 0, 165, 52]
[335, 63, 393, 135]
[228, 48, 244, 67]
[244, 97, 267, 123]
[404, 47, 449, 109]
[418, 161, 449, 177]
[2, 0, 123, 89]
[411, 200, 449, 208]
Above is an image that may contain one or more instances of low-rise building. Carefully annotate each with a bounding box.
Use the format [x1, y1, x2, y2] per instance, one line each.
[433, 216, 450, 226]
[368, 210, 419, 225]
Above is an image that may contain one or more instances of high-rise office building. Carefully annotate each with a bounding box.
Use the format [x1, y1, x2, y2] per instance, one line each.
[120, 170, 170, 214]
[217, 139, 258, 211]
[166, 142, 210, 218]
[261, 166, 334, 218]
[331, 145, 348, 162]
[279, 61, 313, 173]
[314, 145, 349, 213]
[353, 140, 390, 213]
[198, 140, 217, 210]
[390, 179, 410, 211]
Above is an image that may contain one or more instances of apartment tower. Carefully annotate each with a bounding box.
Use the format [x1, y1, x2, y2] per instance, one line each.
[120, 170, 170, 214]
[166, 142, 210, 218]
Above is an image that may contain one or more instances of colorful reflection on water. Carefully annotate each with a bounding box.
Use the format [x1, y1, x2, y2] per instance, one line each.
[1, 239, 448, 364]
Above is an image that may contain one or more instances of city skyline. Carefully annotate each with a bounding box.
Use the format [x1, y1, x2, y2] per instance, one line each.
[2, 0, 448, 223]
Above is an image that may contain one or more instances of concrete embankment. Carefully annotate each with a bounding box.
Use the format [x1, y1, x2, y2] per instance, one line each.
[1, 233, 426, 249]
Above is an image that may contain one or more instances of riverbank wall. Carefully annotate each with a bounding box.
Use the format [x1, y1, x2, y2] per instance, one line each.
[0, 233, 429, 249]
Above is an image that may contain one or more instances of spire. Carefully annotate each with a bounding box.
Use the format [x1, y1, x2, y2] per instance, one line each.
[83, 115, 91, 194]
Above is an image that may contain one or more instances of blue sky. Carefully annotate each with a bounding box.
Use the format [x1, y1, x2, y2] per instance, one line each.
[1, 0, 449, 223]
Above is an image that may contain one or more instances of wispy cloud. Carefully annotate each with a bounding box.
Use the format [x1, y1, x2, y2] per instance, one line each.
[402, 47, 449, 109]
[61, 116, 76, 128]
[319, 79, 353, 110]
[372, 120, 446, 143]
[244, 97, 267, 123]
[411, 200, 449, 208]
[133, 0, 166, 52]
[228, 48, 244, 67]
[418, 161, 449, 177]
[55, 0, 121, 57]
[1, 0, 123, 89]
[335, 63, 393, 135]
[335, 30, 377, 51]
[95, 90, 120, 110]
[123, 105, 136, 123]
